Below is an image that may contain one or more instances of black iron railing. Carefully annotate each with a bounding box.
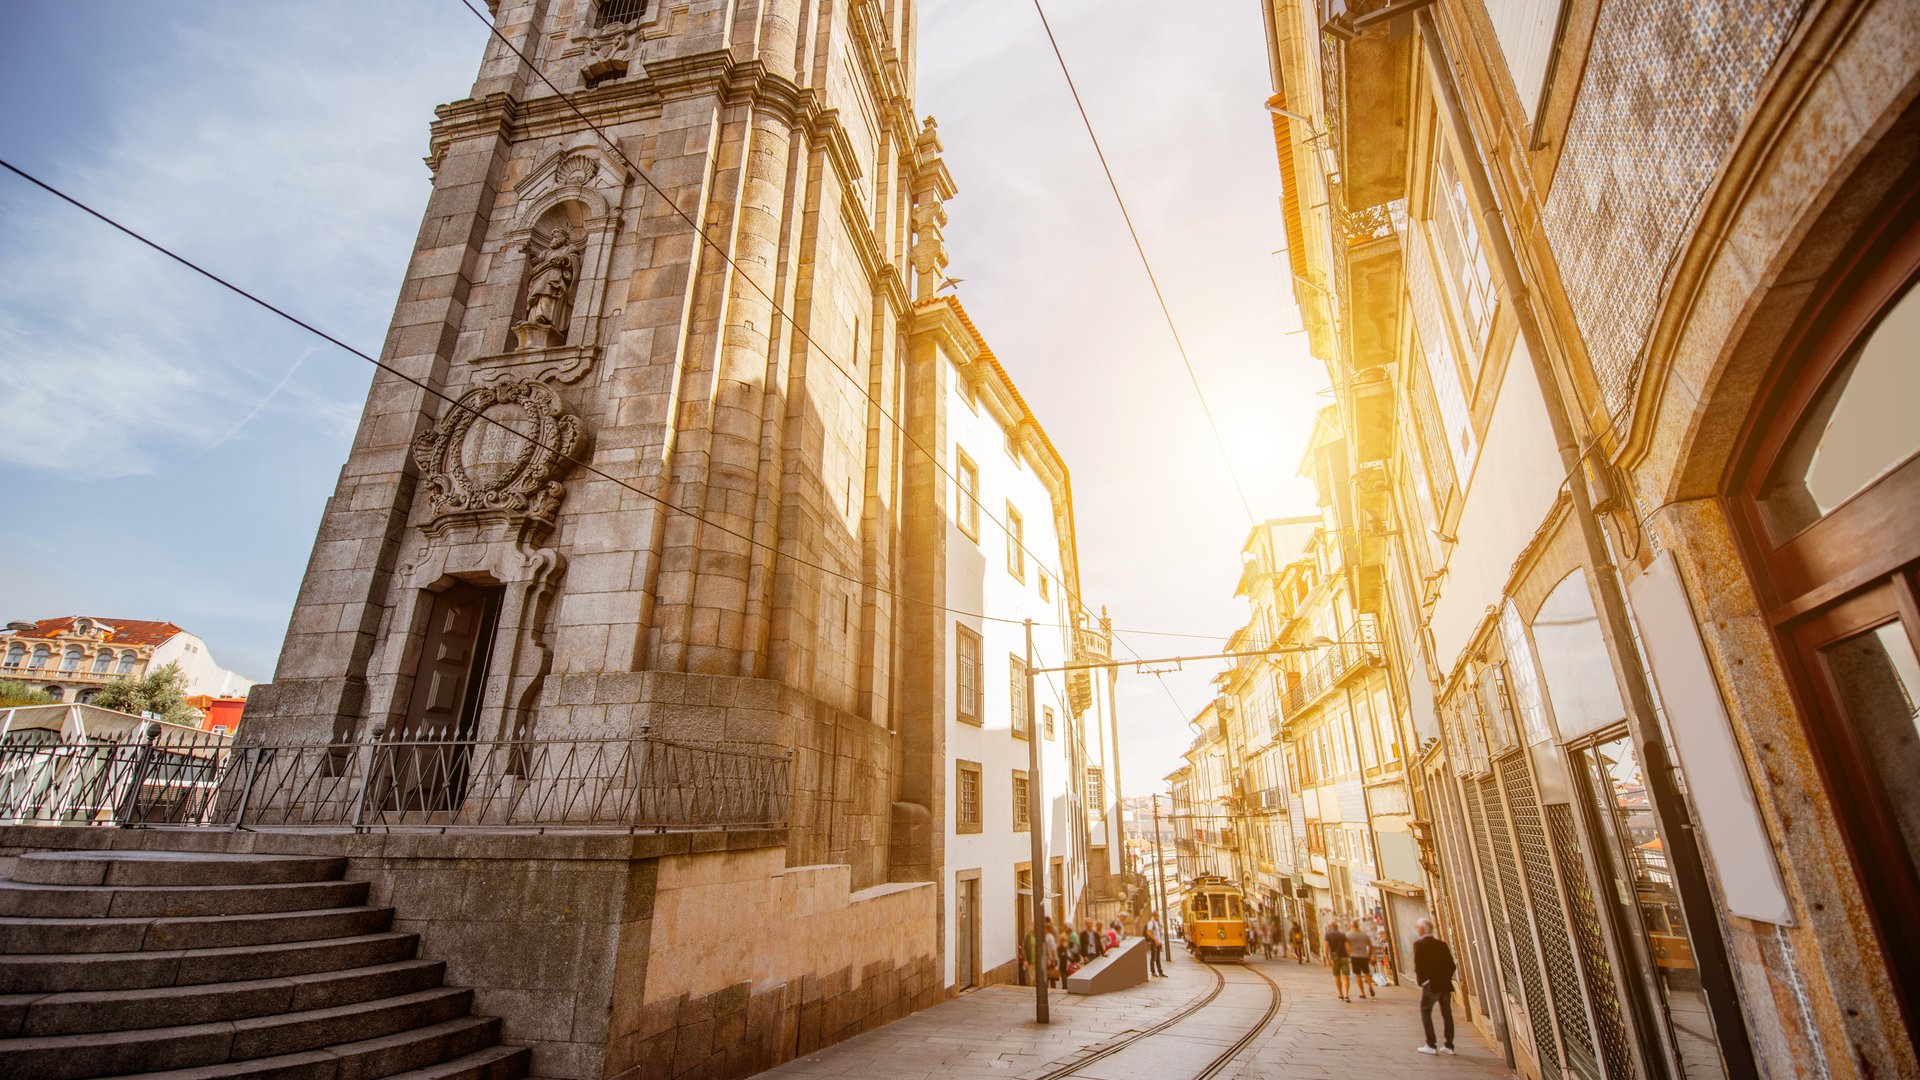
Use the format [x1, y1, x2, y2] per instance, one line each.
[0, 728, 790, 833]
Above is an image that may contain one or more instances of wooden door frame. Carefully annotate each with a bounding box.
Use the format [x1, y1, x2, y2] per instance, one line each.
[1725, 166, 1920, 1047]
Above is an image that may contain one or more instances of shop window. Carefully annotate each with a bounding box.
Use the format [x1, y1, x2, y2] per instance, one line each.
[1530, 571, 1625, 741]
[1576, 734, 1729, 1078]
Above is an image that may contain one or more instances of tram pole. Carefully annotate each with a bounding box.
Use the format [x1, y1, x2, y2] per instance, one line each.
[1153, 793, 1173, 966]
[1025, 618, 1049, 1024]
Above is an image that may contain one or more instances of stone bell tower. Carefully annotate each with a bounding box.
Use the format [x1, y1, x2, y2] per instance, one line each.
[247, 0, 937, 883]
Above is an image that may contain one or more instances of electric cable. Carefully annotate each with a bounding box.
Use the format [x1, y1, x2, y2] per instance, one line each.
[1026, 0, 1259, 526]
[0, 158, 1035, 636]
[0, 161, 1275, 658]
[448, 0, 1127, 634]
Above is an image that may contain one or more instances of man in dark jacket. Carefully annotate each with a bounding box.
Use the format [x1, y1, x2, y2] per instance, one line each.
[1412, 918, 1457, 1055]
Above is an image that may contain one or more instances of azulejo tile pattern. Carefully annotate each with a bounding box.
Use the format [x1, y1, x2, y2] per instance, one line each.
[1543, 0, 1810, 415]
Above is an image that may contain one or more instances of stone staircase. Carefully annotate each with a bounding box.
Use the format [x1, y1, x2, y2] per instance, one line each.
[0, 850, 529, 1080]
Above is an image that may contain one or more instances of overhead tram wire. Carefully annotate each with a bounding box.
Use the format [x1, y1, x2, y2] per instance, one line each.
[0, 162, 1270, 658]
[1026, 0, 1259, 527]
[447, 0, 1134, 646]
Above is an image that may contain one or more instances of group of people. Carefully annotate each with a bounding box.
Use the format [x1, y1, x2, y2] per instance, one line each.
[1318, 916, 1461, 1056]
[1027, 917, 1130, 989]
[1031, 905, 1462, 1059]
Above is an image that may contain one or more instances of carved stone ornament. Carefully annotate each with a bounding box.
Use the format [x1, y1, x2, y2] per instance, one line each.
[554, 154, 599, 188]
[411, 378, 582, 530]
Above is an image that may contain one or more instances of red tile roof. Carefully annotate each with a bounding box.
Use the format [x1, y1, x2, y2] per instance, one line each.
[5, 617, 183, 647]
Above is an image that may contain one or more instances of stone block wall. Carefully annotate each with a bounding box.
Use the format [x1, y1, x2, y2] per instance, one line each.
[614, 848, 939, 1078]
[0, 826, 933, 1080]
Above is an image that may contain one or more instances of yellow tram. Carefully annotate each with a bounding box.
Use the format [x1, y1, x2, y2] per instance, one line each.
[1180, 875, 1249, 961]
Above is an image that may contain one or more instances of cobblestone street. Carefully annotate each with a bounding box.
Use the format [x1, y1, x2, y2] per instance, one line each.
[755, 950, 1514, 1079]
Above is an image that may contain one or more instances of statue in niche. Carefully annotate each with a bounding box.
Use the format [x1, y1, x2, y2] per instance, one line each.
[513, 226, 583, 350]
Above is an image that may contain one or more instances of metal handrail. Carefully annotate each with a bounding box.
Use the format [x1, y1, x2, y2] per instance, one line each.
[0, 729, 791, 833]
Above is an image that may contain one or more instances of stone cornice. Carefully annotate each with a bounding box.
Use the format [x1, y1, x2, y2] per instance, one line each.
[428, 54, 853, 177]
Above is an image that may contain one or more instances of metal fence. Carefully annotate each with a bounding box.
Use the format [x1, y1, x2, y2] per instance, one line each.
[0, 728, 791, 833]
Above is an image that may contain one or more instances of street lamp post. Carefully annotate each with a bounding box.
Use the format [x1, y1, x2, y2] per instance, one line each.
[1153, 792, 1173, 966]
[1024, 619, 1049, 1024]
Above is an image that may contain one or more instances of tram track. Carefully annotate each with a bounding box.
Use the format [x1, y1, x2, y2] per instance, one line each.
[1031, 959, 1282, 1080]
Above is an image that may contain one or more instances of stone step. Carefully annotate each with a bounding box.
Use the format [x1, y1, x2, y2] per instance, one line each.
[0, 906, 394, 954]
[12, 852, 347, 888]
[1, 958, 447, 1036]
[0, 879, 371, 919]
[50, 1014, 509, 1080]
[380, 1043, 531, 1080]
[0, 986, 475, 1080]
[0, 932, 421, 994]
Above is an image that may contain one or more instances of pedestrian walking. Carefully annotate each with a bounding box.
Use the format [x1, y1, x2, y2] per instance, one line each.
[1044, 926, 1062, 988]
[1289, 923, 1305, 964]
[1413, 918, 1458, 1056]
[1346, 919, 1377, 998]
[1145, 913, 1167, 977]
[1323, 919, 1351, 1002]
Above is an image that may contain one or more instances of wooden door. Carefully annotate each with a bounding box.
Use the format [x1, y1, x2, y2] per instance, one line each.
[956, 876, 979, 989]
[1730, 181, 1920, 1049]
[384, 582, 502, 815]
[1786, 578, 1920, 1023]
[402, 581, 503, 740]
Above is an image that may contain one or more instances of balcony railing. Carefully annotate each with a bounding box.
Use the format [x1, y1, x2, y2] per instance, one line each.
[0, 728, 790, 833]
[1280, 616, 1382, 719]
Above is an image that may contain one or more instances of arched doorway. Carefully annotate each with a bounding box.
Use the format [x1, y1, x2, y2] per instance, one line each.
[1728, 175, 1920, 1038]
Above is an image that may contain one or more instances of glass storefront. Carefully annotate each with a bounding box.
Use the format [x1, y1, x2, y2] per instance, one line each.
[1577, 734, 1727, 1079]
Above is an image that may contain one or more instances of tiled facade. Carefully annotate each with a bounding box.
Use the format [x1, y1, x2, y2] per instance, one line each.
[1263, 0, 1920, 1077]
[1543, 0, 1811, 414]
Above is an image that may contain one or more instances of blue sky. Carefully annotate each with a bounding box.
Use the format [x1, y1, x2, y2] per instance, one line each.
[0, 1, 1325, 794]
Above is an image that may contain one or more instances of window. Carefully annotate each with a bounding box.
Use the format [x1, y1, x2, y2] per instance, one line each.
[1756, 277, 1920, 541]
[1012, 770, 1030, 831]
[955, 624, 982, 724]
[1086, 766, 1104, 814]
[957, 760, 982, 834]
[1038, 573, 1049, 601]
[60, 645, 82, 672]
[1429, 147, 1497, 360]
[1006, 505, 1025, 581]
[1043, 705, 1056, 740]
[116, 650, 136, 675]
[1009, 655, 1029, 738]
[3, 644, 22, 668]
[595, 0, 646, 27]
[90, 650, 111, 674]
[29, 644, 49, 669]
[1407, 228, 1479, 480]
[955, 451, 980, 539]
[1372, 685, 1399, 764]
